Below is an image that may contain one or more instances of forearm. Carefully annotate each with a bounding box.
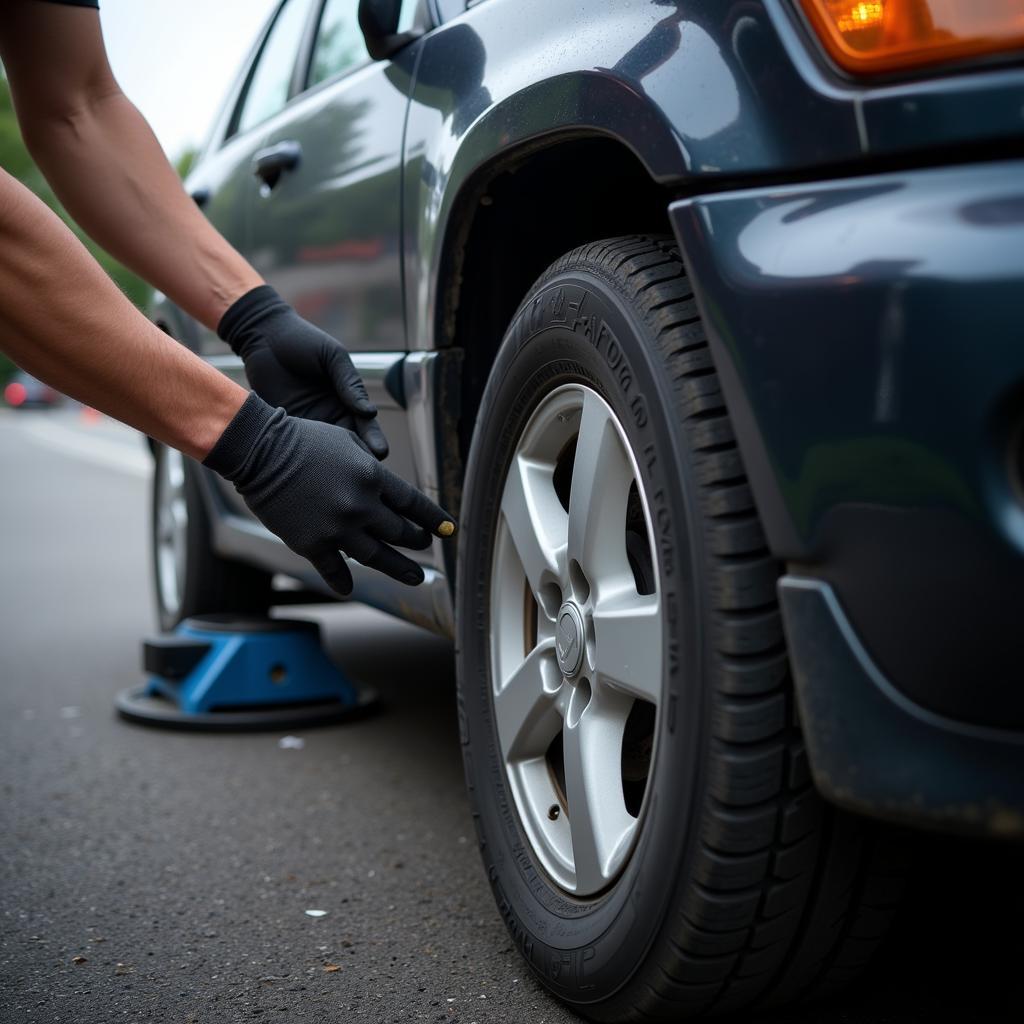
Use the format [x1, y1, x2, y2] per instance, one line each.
[21, 88, 262, 330]
[0, 171, 246, 459]
[0, 2, 261, 331]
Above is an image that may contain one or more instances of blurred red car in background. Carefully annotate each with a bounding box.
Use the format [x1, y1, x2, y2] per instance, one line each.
[3, 371, 61, 410]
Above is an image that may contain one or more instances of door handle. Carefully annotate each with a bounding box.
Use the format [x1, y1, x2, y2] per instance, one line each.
[253, 140, 302, 194]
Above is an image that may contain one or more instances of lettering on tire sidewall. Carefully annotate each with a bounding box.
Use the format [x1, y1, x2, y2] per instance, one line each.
[534, 281, 679, 599]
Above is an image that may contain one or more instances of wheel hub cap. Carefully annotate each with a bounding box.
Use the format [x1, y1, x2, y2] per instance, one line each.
[555, 603, 585, 678]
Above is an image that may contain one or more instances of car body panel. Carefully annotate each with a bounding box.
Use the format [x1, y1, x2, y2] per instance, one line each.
[403, 0, 855, 357]
[403, 0, 1024, 354]
[250, 58, 413, 355]
[670, 159, 1024, 731]
[780, 577, 1024, 837]
[242, 49, 427, 491]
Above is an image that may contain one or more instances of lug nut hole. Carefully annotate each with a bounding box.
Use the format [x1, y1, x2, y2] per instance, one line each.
[569, 559, 590, 604]
[539, 581, 563, 620]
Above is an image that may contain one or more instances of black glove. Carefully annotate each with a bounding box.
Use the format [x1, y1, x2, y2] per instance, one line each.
[218, 285, 389, 460]
[204, 393, 456, 596]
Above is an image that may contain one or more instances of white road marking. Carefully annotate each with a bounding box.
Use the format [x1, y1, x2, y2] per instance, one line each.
[11, 413, 151, 478]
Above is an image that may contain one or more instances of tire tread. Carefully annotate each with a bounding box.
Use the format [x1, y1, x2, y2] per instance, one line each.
[535, 236, 903, 1020]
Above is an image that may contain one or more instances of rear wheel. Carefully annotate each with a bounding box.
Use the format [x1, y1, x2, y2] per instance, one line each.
[455, 236, 906, 1019]
[151, 444, 272, 631]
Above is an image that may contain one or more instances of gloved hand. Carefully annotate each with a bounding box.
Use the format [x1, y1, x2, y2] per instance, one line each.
[204, 393, 456, 595]
[218, 285, 389, 459]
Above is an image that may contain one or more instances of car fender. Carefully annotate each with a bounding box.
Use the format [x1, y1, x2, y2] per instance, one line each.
[400, 0, 874, 353]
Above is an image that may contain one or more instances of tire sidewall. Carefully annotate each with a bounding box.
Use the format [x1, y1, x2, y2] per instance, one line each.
[456, 266, 710, 1004]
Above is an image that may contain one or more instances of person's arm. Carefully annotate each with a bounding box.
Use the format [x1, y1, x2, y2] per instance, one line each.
[0, 169, 244, 460]
[0, 1, 256, 330]
[0, 0, 388, 457]
[0, 168, 455, 593]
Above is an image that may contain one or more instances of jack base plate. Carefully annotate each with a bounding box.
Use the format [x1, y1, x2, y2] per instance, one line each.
[115, 684, 376, 732]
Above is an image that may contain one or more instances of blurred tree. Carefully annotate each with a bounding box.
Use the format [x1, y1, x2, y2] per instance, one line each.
[175, 146, 199, 180]
[0, 71, 178, 382]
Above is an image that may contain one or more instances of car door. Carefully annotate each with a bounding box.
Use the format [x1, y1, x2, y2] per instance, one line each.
[247, 0, 421, 485]
[190, 0, 321, 518]
[187, 0, 320, 363]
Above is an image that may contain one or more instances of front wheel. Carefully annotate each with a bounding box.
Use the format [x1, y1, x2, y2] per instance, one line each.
[455, 237, 905, 1019]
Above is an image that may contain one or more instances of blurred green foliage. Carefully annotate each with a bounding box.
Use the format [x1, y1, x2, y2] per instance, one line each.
[175, 146, 199, 181]
[1, 73, 175, 383]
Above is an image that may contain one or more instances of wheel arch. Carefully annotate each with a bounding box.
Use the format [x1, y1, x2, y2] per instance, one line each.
[429, 129, 678, 520]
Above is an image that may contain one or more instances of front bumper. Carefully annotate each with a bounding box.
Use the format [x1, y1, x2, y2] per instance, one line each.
[670, 159, 1024, 833]
[780, 576, 1024, 836]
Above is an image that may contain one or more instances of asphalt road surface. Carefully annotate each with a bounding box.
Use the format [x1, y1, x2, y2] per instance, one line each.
[1, 406, 1021, 1024]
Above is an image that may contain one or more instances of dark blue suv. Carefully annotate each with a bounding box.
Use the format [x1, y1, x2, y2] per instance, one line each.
[150, 1, 1024, 1017]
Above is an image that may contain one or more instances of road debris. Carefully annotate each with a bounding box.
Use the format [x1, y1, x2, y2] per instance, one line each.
[304, 909, 327, 918]
[278, 736, 304, 749]
[71, 955, 87, 964]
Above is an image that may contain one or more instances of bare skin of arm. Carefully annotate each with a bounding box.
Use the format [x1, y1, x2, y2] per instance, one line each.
[0, 1, 263, 330]
[0, 169, 245, 460]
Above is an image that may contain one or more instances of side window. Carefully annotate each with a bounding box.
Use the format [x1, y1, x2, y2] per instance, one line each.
[398, 0, 423, 32]
[235, 0, 316, 135]
[308, 0, 370, 88]
[435, 0, 467, 21]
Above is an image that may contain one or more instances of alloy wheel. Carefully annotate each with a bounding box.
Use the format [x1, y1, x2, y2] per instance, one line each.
[489, 384, 663, 896]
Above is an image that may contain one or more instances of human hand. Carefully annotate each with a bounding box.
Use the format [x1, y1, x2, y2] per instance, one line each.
[204, 394, 455, 595]
[218, 285, 389, 459]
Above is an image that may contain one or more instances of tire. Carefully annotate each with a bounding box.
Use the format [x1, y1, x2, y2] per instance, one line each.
[151, 444, 273, 632]
[455, 236, 906, 1019]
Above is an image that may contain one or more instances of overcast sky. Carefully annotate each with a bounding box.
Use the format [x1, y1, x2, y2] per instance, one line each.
[100, 0, 278, 161]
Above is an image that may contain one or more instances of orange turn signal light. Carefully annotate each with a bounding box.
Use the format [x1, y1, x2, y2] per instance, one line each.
[799, 0, 1024, 74]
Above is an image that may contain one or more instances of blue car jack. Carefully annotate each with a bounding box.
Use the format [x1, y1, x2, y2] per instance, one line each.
[116, 615, 375, 731]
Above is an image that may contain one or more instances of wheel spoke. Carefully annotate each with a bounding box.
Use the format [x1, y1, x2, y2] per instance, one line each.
[170, 497, 188, 539]
[165, 449, 185, 489]
[154, 448, 187, 616]
[591, 589, 662, 705]
[494, 640, 562, 761]
[562, 688, 636, 893]
[501, 453, 567, 598]
[567, 391, 634, 590]
[156, 506, 174, 543]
